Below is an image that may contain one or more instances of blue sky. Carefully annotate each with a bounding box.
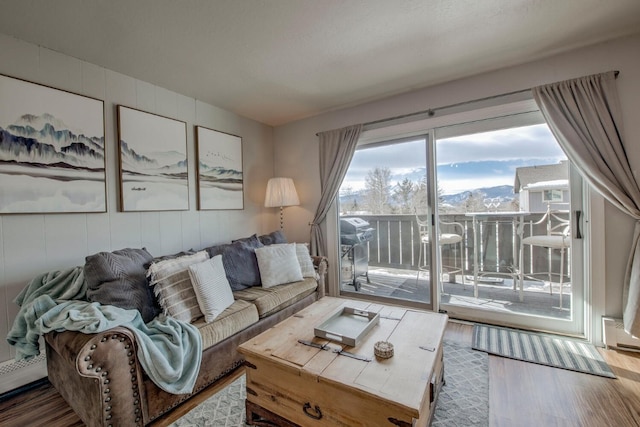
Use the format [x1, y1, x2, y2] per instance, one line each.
[341, 124, 567, 195]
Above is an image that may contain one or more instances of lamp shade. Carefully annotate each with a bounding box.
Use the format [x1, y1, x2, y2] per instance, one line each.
[265, 177, 300, 208]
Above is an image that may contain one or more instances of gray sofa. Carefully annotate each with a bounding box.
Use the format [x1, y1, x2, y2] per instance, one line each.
[43, 233, 328, 426]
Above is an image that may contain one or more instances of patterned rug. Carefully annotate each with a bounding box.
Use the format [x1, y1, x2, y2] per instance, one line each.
[172, 340, 489, 426]
[472, 323, 616, 378]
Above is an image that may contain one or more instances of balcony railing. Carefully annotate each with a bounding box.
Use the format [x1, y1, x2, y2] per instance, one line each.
[341, 212, 569, 283]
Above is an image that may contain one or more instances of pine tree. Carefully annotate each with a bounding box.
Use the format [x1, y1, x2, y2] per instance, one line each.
[393, 178, 415, 214]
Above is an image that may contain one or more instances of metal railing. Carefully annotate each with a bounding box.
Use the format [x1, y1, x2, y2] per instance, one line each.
[340, 212, 570, 282]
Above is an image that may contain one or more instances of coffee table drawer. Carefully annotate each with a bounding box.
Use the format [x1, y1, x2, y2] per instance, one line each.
[245, 355, 440, 427]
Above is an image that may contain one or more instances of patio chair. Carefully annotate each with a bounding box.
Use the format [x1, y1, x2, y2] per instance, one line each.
[519, 203, 570, 307]
[415, 211, 464, 290]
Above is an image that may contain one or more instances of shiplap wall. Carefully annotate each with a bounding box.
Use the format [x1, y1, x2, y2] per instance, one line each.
[0, 33, 276, 392]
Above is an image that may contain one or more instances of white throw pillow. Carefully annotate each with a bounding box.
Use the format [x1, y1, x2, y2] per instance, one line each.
[188, 255, 235, 323]
[255, 243, 303, 288]
[294, 243, 316, 278]
[147, 250, 209, 322]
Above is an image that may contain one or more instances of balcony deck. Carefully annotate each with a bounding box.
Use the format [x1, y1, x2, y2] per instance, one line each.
[339, 212, 572, 320]
[341, 266, 571, 320]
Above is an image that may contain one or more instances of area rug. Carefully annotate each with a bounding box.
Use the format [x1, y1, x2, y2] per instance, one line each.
[472, 323, 616, 378]
[170, 376, 245, 427]
[432, 340, 489, 426]
[172, 340, 489, 426]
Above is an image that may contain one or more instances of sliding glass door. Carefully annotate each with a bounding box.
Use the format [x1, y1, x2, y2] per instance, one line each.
[337, 136, 437, 310]
[434, 119, 585, 336]
[335, 107, 586, 336]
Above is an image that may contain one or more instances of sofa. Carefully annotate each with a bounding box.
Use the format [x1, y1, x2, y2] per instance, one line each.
[41, 232, 328, 426]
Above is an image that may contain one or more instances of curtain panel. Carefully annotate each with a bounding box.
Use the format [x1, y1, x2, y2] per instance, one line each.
[532, 71, 640, 336]
[310, 124, 363, 259]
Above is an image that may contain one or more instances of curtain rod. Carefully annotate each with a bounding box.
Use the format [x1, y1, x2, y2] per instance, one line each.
[316, 70, 620, 135]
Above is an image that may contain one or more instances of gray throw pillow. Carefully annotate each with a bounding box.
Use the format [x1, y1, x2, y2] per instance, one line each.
[84, 247, 159, 323]
[206, 237, 263, 290]
[258, 230, 287, 246]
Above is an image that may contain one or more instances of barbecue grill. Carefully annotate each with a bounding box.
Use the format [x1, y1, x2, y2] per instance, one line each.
[340, 217, 374, 291]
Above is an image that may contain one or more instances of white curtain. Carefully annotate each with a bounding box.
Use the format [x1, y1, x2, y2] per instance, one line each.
[310, 124, 363, 257]
[532, 71, 640, 336]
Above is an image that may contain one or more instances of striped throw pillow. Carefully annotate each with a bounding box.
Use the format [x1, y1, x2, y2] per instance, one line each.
[188, 255, 235, 322]
[148, 250, 209, 322]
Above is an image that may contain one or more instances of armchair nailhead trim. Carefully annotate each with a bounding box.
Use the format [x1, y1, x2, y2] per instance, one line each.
[81, 332, 143, 426]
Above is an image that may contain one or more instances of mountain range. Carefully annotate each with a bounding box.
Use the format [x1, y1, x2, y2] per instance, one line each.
[0, 113, 104, 170]
[340, 184, 517, 210]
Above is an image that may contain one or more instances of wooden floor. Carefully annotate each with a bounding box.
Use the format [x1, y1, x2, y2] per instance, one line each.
[2, 323, 640, 427]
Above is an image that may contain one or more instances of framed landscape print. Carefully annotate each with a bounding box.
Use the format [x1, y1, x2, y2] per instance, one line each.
[195, 126, 244, 210]
[0, 74, 106, 214]
[117, 106, 188, 211]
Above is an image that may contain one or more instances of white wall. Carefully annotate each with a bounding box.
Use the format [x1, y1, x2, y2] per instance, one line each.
[274, 33, 640, 323]
[0, 33, 277, 373]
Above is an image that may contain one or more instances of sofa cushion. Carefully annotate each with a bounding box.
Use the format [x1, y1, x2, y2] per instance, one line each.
[255, 243, 303, 288]
[188, 255, 235, 322]
[84, 247, 159, 323]
[233, 277, 317, 318]
[148, 249, 196, 265]
[192, 299, 259, 349]
[258, 230, 287, 246]
[147, 250, 209, 322]
[206, 237, 263, 290]
[294, 243, 316, 278]
[231, 233, 260, 245]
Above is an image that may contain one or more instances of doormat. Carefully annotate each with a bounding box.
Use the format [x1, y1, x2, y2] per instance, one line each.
[472, 324, 616, 378]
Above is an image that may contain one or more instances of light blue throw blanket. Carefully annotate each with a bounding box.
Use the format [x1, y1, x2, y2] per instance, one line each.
[7, 267, 203, 395]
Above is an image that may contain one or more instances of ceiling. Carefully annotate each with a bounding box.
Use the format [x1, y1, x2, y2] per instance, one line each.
[1, 1, 639, 126]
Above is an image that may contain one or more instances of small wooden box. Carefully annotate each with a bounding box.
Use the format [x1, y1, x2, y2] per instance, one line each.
[314, 306, 379, 347]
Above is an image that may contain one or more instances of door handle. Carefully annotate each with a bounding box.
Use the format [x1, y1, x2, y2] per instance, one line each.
[575, 210, 582, 239]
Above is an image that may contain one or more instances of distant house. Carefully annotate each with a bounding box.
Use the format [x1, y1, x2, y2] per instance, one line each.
[514, 161, 569, 212]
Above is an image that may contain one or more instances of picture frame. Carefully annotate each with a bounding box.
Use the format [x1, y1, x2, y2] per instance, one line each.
[117, 105, 189, 212]
[195, 126, 244, 210]
[0, 74, 106, 214]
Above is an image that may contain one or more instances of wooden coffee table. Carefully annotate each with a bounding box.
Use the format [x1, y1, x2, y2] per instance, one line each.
[237, 297, 448, 426]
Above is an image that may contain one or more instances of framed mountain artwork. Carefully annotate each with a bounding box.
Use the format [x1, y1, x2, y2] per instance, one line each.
[195, 126, 244, 210]
[0, 74, 106, 214]
[117, 106, 189, 212]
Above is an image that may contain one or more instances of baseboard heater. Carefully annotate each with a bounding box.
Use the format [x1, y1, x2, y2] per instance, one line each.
[602, 316, 640, 352]
[0, 353, 47, 396]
